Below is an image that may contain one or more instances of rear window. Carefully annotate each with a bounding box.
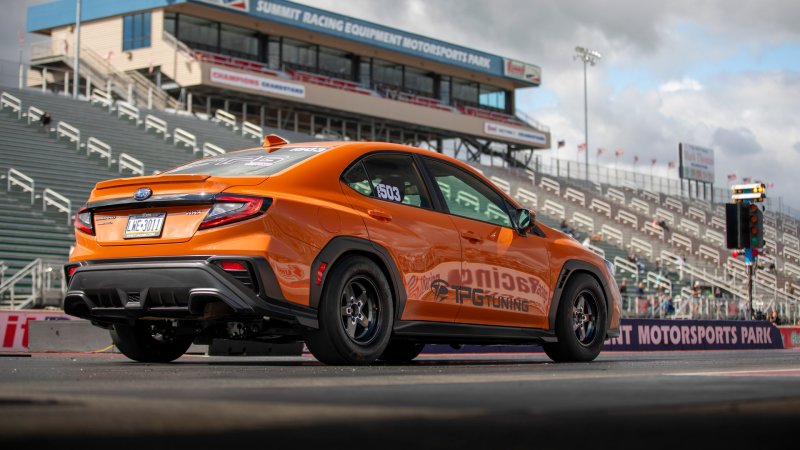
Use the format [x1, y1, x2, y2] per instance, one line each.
[163, 146, 332, 176]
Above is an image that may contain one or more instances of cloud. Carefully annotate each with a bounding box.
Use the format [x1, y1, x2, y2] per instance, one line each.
[794, 142, 800, 152]
[712, 127, 763, 156]
[659, 78, 703, 93]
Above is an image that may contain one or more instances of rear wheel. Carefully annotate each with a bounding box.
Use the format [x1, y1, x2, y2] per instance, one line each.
[306, 255, 393, 365]
[543, 273, 607, 362]
[111, 322, 194, 363]
[379, 341, 425, 363]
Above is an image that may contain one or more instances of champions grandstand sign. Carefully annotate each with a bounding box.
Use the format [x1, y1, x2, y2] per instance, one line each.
[193, 0, 539, 81]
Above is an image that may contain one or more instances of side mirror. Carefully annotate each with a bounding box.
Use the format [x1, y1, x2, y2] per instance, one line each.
[515, 208, 535, 235]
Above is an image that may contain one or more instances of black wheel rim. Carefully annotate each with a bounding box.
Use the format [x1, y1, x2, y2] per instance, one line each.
[572, 290, 598, 346]
[339, 276, 381, 345]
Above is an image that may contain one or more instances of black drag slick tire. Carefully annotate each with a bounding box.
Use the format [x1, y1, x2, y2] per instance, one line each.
[111, 322, 194, 363]
[306, 255, 393, 365]
[543, 273, 607, 362]
[379, 341, 425, 363]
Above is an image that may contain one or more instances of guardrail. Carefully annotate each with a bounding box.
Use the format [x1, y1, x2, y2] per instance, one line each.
[664, 197, 684, 213]
[489, 176, 510, 195]
[709, 216, 725, 231]
[572, 211, 594, 234]
[0, 91, 22, 119]
[26, 105, 44, 125]
[86, 137, 112, 167]
[202, 142, 226, 158]
[629, 198, 650, 216]
[542, 199, 565, 220]
[564, 187, 585, 207]
[215, 109, 238, 131]
[242, 121, 262, 139]
[119, 153, 144, 176]
[42, 188, 71, 224]
[679, 218, 700, 237]
[687, 206, 706, 224]
[144, 114, 168, 139]
[605, 187, 626, 204]
[7, 168, 35, 204]
[601, 224, 623, 246]
[56, 121, 81, 150]
[642, 221, 664, 240]
[90, 88, 113, 110]
[630, 237, 653, 259]
[173, 127, 197, 151]
[646, 271, 672, 295]
[783, 245, 800, 263]
[764, 225, 777, 241]
[764, 237, 777, 255]
[117, 101, 140, 123]
[515, 187, 537, 209]
[655, 208, 674, 226]
[704, 229, 725, 248]
[670, 232, 692, 254]
[0, 259, 40, 309]
[785, 234, 800, 250]
[589, 198, 611, 218]
[785, 261, 800, 279]
[697, 244, 721, 266]
[782, 221, 797, 235]
[613, 256, 638, 282]
[539, 177, 560, 194]
[615, 209, 638, 228]
[756, 270, 777, 288]
[641, 190, 659, 203]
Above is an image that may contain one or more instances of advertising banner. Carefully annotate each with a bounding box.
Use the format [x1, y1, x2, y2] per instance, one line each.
[209, 67, 305, 98]
[778, 326, 800, 349]
[604, 319, 782, 351]
[0, 310, 76, 353]
[484, 122, 547, 146]
[679, 142, 715, 183]
[503, 58, 541, 85]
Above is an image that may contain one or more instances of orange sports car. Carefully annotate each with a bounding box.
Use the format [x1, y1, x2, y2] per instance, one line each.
[64, 136, 621, 364]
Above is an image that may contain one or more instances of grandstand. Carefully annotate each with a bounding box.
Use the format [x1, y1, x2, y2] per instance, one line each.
[1, 87, 798, 322]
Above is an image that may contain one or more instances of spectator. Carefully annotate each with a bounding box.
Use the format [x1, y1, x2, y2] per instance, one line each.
[662, 295, 675, 316]
[657, 219, 670, 234]
[768, 310, 782, 326]
[627, 251, 637, 263]
[619, 277, 628, 296]
[40, 111, 52, 135]
[714, 286, 722, 300]
[559, 220, 573, 236]
[636, 282, 645, 299]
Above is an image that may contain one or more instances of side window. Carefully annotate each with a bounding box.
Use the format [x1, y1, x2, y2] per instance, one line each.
[342, 154, 431, 209]
[424, 158, 512, 227]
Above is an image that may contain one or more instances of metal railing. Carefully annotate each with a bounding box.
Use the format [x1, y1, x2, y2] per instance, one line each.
[144, 114, 168, 138]
[86, 137, 112, 167]
[0, 259, 66, 310]
[90, 87, 113, 110]
[173, 127, 197, 151]
[1, 91, 22, 119]
[202, 142, 226, 158]
[242, 121, 262, 139]
[117, 101, 140, 123]
[214, 109, 238, 131]
[42, 188, 71, 224]
[516, 187, 537, 209]
[56, 121, 81, 150]
[8, 168, 35, 204]
[119, 153, 144, 176]
[26, 105, 44, 125]
[613, 256, 639, 282]
[489, 176, 510, 195]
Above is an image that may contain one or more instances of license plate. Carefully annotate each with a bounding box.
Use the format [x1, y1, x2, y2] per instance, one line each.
[123, 213, 166, 239]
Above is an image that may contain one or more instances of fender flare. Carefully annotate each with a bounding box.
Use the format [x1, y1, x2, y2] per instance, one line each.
[310, 236, 407, 318]
[548, 259, 613, 331]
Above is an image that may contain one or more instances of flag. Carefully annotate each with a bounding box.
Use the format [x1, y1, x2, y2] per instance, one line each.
[577, 143, 587, 152]
[668, 161, 675, 170]
[727, 173, 736, 182]
[742, 177, 752, 183]
[615, 148, 624, 157]
[18, 31, 24, 48]
[768, 183, 774, 188]
[651, 158, 657, 166]
[557, 140, 565, 149]
[634, 155, 639, 164]
[597, 147, 605, 156]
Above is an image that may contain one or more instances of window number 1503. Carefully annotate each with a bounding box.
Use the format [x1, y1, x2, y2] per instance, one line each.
[375, 183, 401, 202]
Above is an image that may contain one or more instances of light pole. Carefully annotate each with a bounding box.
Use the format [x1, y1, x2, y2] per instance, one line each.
[72, 0, 81, 98]
[574, 46, 601, 181]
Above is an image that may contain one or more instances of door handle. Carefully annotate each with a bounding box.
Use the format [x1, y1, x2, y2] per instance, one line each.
[460, 231, 483, 243]
[368, 209, 392, 221]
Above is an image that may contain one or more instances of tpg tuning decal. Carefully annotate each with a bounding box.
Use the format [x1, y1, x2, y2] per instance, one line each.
[430, 279, 530, 313]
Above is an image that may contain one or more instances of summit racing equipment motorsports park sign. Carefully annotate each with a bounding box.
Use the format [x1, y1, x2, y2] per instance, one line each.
[605, 319, 782, 351]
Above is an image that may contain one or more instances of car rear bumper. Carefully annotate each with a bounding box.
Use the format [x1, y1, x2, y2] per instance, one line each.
[63, 256, 317, 328]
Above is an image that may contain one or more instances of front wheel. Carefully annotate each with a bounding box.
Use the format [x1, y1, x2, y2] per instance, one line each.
[306, 255, 394, 365]
[543, 273, 607, 362]
[111, 322, 194, 363]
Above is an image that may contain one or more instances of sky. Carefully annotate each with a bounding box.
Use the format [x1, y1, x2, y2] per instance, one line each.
[1, 0, 799, 210]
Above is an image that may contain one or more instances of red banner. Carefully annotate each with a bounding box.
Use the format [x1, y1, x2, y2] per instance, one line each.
[779, 326, 800, 349]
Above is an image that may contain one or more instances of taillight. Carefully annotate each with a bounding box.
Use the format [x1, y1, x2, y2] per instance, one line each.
[74, 207, 94, 235]
[199, 195, 270, 230]
[64, 263, 80, 283]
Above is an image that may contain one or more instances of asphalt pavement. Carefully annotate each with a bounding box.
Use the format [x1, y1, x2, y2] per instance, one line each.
[1, 349, 799, 449]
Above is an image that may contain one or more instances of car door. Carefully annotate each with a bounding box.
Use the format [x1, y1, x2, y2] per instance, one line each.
[340, 152, 462, 323]
[421, 157, 551, 329]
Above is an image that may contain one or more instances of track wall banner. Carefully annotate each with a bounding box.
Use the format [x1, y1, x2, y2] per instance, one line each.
[778, 326, 800, 349]
[0, 310, 76, 353]
[605, 319, 782, 351]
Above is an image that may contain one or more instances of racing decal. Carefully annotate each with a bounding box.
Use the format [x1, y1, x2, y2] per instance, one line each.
[244, 155, 286, 167]
[286, 146, 331, 153]
[429, 279, 530, 313]
[375, 183, 401, 202]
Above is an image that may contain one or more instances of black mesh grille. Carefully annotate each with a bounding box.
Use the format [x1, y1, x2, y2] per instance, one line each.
[86, 289, 123, 308]
[226, 269, 256, 292]
[146, 288, 190, 307]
